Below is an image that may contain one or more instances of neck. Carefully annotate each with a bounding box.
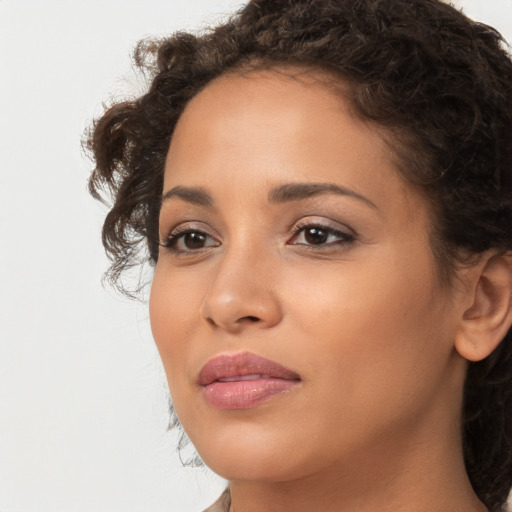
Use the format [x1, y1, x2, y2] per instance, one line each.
[228, 406, 487, 512]
[228, 448, 485, 512]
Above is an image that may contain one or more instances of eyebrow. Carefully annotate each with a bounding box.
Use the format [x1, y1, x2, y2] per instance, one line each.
[161, 182, 377, 209]
[268, 182, 378, 209]
[161, 186, 213, 207]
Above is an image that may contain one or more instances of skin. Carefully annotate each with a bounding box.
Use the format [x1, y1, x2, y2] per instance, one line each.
[149, 69, 488, 512]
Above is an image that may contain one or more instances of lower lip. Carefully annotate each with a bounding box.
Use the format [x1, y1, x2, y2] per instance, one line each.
[203, 378, 299, 410]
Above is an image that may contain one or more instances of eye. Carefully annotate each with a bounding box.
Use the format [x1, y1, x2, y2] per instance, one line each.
[161, 228, 219, 253]
[289, 223, 355, 247]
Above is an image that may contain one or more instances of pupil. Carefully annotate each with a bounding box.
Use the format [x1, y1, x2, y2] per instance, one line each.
[184, 232, 206, 249]
[305, 227, 327, 244]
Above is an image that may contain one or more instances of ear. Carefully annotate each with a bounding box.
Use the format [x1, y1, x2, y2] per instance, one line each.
[454, 251, 512, 362]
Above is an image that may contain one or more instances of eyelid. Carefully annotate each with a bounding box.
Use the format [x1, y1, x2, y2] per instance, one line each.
[160, 221, 218, 241]
[291, 216, 356, 236]
[288, 217, 357, 246]
[159, 221, 221, 253]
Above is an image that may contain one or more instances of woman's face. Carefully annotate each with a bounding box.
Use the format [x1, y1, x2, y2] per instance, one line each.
[150, 69, 467, 482]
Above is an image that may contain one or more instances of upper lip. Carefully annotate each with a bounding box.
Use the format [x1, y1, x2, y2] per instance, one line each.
[198, 351, 301, 386]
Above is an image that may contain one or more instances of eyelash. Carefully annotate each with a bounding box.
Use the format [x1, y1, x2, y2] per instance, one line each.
[288, 221, 355, 248]
[160, 228, 219, 254]
[160, 222, 355, 255]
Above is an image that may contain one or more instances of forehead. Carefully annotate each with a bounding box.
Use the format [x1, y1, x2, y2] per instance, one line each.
[164, 68, 423, 222]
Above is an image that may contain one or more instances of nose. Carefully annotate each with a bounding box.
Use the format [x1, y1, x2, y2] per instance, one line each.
[200, 247, 282, 333]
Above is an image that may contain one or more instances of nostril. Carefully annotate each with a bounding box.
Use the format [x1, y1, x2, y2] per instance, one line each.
[243, 316, 260, 323]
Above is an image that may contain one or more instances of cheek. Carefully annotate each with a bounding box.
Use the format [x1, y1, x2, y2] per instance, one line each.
[285, 249, 452, 411]
[289, 253, 439, 341]
[149, 264, 204, 385]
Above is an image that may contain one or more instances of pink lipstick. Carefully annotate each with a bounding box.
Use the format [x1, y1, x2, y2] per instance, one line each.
[198, 352, 301, 410]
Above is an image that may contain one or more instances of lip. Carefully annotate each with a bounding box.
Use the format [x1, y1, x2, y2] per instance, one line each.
[198, 352, 301, 410]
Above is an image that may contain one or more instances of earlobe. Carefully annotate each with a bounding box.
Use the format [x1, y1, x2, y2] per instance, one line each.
[454, 252, 512, 362]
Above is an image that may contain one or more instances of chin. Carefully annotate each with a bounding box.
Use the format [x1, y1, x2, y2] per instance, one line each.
[204, 450, 307, 483]
[188, 422, 311, 482]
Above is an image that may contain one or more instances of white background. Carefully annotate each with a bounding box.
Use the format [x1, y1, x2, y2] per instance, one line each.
[1, 1, 511, 511]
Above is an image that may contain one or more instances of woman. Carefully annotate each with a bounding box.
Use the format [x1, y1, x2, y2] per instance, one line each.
[87, 0, 512, 511]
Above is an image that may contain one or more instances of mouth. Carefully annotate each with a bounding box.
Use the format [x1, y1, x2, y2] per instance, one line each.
[198, 352, 301, 410]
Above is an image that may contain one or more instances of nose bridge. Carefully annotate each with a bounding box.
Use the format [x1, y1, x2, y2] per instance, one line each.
[200, 233, 282, 332]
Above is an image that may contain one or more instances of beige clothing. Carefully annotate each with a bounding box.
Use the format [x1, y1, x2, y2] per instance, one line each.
[202, 488, 230, 512]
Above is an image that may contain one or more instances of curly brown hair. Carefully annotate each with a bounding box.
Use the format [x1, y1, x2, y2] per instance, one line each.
[86, 0, 512, 510]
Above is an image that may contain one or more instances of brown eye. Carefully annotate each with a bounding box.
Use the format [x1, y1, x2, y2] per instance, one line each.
[289, 223, 355, 248]
[163, 229, 219, 252]
[303, 227, 328, 245]
[183, 232, 207, 249]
